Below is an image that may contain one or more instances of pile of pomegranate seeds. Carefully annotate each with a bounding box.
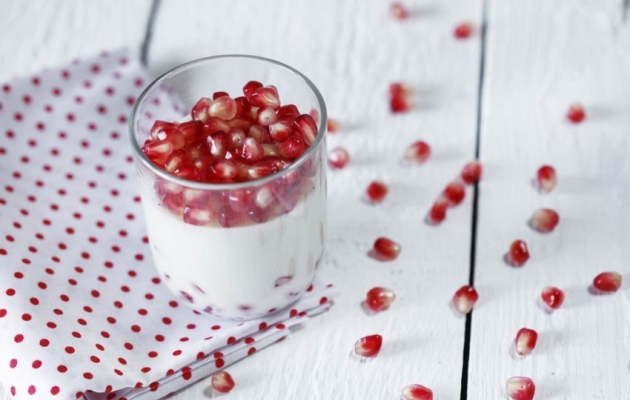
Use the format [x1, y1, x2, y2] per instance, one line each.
[566, 103, 586, 124]
[454, 22, 473, 39]
[354, 334, 383, 358]
[506, 376, 536, 400]
[391, 2, 410, 20]
[327, 118, 340, 133]
[452, 285, 479, 315]
[505, 240, 530, 267]
[389, 82, 413, 113]
[535, 165, 556, 193]
[592, 272, 622, 294]
[365, 181, 389, 204]
[529, 208, 560, 233]
[366, 287, 396, 312]
[514, 328, 538, 357]
[404, 141, 431, 163]
[540, 286, 565, 312]
[328, 147, 350, 169]
[401, 384, 433, 400]
[460, 160, 482, 184]
[211, 371, 235, 393]
[371, 237, 401, 261]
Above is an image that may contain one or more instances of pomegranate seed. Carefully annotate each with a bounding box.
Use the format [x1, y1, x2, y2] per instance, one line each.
[210, 96, 237, 120]
[404, 141, 431, 163]
[243, 81, 263, 100]
[529, 208, 560, 233]
[142, 140, 173, 165]
[155, 179, 183, 196]
[164, 151, 185, 173]
[227, 189, 254, 212]
[535, 165, 556, 193]
[205, 117, 231, 134]
[514, 328, 538, 357]
[460, 161, 482, 184]
[371, 237, 400, 261]
[247, 160, 277, 180]
[183, 208, 213, 226]
[206, 131, 227, 158]
[211, 159, 237, 180]
[227, 128, 247, 149]
[328, 147, 350, 169]
[277, 104, 299, 119]
[156, 127, 185, 150]
[182, 188, 208, 208]
[239, 138, 264, 164]
[269, 121, 293, 142]
[427, 197, 448, 225]
[212, 91, 228, 100]
[505, 240, 530, 267]
[391, 2, 410, 20]
[354, 334, 382, 358]
[444, 182, 465, 206]
[179, 120, 203, 144]
[390, 82, 412, 113]
[191, 97, 212, 123]
[452, 285, 478, 315]
[174, 166, 198, 181]
[365, 181, 388, 204]
[294, 114, 318, 145]
[454, 22, 473, 39]
[261, 144, 280, 157]
[401, 384, 433, 400]
[229, 117, 254, 131]
[234, 96, 251, 117]
[506, 377, 535, 400]
[567, 103, 585, 124]
[366, 287, 396, 312]
[256, 107, 278, 126]
[248, 125, 271, 144]
[218, 206, 239, 228]
[150, 120, 178, 140]
[327, 119, 340, 133]
[250, 86, 280, 109]
[278, 136, 305, 160]
[592, 272, 622, 294]
[211, 371, 235, 393]
[540, 286, 565, 312]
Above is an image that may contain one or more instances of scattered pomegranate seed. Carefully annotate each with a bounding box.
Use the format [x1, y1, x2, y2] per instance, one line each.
[506, 376, 535, 400]
[529, 208, 560, 233]
[211, 371, 235, 393]
[243, 81, 263, 100]
[371, 237, 401, 261]
[250, 86, 280, 109]
[535, 165, 556, 193]
[452, 285, 478, 315]
[328, 147, 350, 169]
[454, 22, 473, 39]
[540, 286, 565, 312]
[366, 287, 396, 312]
[427, 198, 448, 225]
[505, 240, 530, 267]
[566, 103, 585, 124]
[514, 328, 538, 357]
[460, 161, 482, 184]
[592, 272, 622, 294]
[294, 114, 318, 145]
[212, 91, 229, 100]
[401, 384, 433, 400]
[278, 136, 305, 160]
[389, 82, 412, 113]
[327, 119, 340, 133]
[444, 182, 465, 206]
[404, 141, 431, 163]
[354, 334, 382, 358]
[365, 181, 388, 204]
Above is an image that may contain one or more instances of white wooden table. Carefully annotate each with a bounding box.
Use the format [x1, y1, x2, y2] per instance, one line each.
[2, 0, 630, 399]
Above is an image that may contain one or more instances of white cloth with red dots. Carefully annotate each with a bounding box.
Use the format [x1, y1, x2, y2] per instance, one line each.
[0, 49, 336, 400]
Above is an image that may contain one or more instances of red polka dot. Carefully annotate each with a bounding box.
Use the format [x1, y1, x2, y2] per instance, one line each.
[28, 385, 36, 395]
[51, 386, 60, 395]
[150, 382, 159, 392]
[124, 342, 134, 350]
[148, 351, 158, 358]
[172, 350, 182, 356]
[90, 355, 100, 363]
[72, 331, 82, 338]
[9, 359, 17, 368]
[57, 365, 67, 373]
[131, 325, 141, 333]
[22, 313, 32, 321]
[32, 360, 42, 369]
[182, 366, 192, 380]
[83, 372, 93, 380]
[65, 346, 75, 354]
[227, 337, 236, 345]
[40, 338, 50, 347]
[248, 347, 257, 355]
[47, 322, 57, 329]
[0, 309, 6, 317]
[215, 358, 225, 368]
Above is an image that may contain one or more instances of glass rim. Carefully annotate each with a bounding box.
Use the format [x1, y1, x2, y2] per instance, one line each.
[128, 54, 327, 190]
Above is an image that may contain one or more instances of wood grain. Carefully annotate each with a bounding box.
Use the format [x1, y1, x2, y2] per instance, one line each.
[468, 1, 630, 399]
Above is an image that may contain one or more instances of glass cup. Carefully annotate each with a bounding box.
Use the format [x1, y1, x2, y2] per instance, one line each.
[129, 55, 327, 320]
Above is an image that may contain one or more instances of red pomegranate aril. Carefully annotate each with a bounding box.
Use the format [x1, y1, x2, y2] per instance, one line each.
[150, 120, 178, 140]
[157, 129, 185, 151]
[452, 285, 478, 315]
[401, 384, 433, 400]
[234, 96, 251, 117]
[193, 155, 213, 171]
[212, 91, 229, 100]
[227, 128, 247, 149]
[277, 104, 299, 119]
[191, 97, 212, 123]
[371, 237, 400, 261]
[269, 121, 293, 142]
[592, 272, 622, 294]
[243, 80, 263, 100]
[454, 22, 473, 39]
[248, 203, 272, 223]
[179, 120, 203, 144]
[389, 83, 412, 113]
[444, 182, 465, 206]
[567, 103, 585, 124]
[164, 151, 186, 173]
[506, 377, 535, 400]
[247, 160, 277, 180]
[209, 96, 237, 120]
[227, 189, 254, 212]
[328, 147, 350, 169]
[249, 125, 271, 144]
[278, 136, 305, 160]
[239, 138, 265, 164]
[529, 208, 560, 233]
[514, 328, 538, 357]
[162, 193, 184, 213]
[391, 2, 410, 20]
[173, 166, 197, 180]
[155, 179, 183, 196]
[354, 334, 382, 358]
[218, 206, 239, 228]
[460, 161, 482, 184]
[229, 117, 254, 131]
[205, 117, 231, 134]
[327, 119, 340, 133]
[250, 86, 280, 109]
[366, 287, 396, 312]
[206, 131, 227, 158]
[541, 286, 564, 312]
[211, 159, 238, 180]
[142, 140, 173, 165]
[256, 107, 278, 126]
[427, 197, 448, 225]
[506, 240, 530, 267]
[365, 181, 388, 204]
[262, 144, 280, 157]
[211, 371, 235, 393]
[182, 188, 208, 208]
[183, 207, 213, 226]
[254, 186, 275, 209]
[404, 141, 431, 163]
[535, 165, 556, 193]
[294, 114, 318, 145]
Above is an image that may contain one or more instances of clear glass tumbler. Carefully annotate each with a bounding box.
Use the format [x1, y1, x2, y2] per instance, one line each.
[129, 56, 327, 320]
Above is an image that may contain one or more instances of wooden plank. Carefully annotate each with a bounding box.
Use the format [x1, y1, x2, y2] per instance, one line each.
[468, 1, 630, 399]
[150, 0, 483, 398]
[0, 0, 153, 81]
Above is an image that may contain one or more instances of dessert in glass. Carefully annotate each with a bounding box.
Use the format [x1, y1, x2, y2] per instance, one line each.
[129, 56, 327, 320]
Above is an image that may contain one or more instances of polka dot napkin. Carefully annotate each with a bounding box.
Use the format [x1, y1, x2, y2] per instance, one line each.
[0, 49, 336, 400]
